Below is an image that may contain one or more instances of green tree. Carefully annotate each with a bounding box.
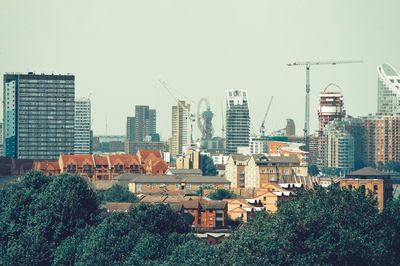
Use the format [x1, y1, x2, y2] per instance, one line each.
[308, 164, 319, 176]
[378, 198, 400, 265]
[200, 155, 217, 176]
[208, 189, 234, 200]
[98, 184, 137, 204]
[219, 186, 388, 265]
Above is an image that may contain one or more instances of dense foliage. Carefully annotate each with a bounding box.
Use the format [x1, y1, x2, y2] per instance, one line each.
[308, 164, 320, 176]
[97, 184, 137, 204]
[200, 155, 217, 176]
[208, 189, 234, 200]
[2, 171, 400, 265]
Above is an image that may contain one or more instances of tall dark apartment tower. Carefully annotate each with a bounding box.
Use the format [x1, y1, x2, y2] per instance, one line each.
[125, 106, 157, 143]
[3, 72, 75, 159]
[126, 117, 135, 141]
[225, 90, 250, 154]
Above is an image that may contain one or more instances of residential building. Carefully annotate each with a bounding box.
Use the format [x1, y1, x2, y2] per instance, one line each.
[74, 97, 91, 154]
[3, 72, 75, 159]
[181, 198, 227, 228]
[317, 85, 346, 168]
[170, 101, 190, 157]
[377, 63, 400, 115]
[175, 148, 200, 170]
[224, 154, 251, 188]
[320, 120, 355, 175]
[224, 198, 264, 223]
[244, 154, 300, 188]
[362, 115, 400, 167]
[267, 141, 308, 167]
[132, 105, 156, 142]
[225, 90, 250, 154]
[340, 167, 393, 211]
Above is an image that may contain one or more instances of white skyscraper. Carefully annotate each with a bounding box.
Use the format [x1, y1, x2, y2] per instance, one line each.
[377, 63, 400, 115]
[170, 100, 190, 157]
[74, 98, 91, 154]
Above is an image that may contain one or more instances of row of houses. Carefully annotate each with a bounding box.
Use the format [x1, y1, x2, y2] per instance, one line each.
[33, 150, 169, 180]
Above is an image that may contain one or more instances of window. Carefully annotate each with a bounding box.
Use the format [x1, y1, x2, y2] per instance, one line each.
[360, 185, 366, 195]
[348, 184, 353, 190]
[373, 185, 378, 193]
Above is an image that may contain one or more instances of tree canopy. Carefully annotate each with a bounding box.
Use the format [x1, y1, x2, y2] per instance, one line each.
[2, 171, 400, 265]
[200, 155, 217, 176]
[208, 189, 234, 200]
[97, 184, 137, 204]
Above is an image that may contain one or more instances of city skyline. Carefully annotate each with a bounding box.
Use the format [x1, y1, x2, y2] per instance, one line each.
[1, 1, 400, 138]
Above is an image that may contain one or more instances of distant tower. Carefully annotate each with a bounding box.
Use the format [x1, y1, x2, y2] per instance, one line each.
[197, 98, 214, 140]
[74, 97, 91, 154]
[318, 84, 346, 167]
[377, 64, 400, 115]
[225, 90, 250, 154]
[285, 119, 296, 137]
[170, 100, 190, 157]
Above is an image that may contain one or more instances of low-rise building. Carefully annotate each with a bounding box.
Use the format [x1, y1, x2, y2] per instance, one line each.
[182, 198, 227, 228]
[127, 174, 230, 194]
[225, 154, 251, 188]
[340, 167, 393, 211]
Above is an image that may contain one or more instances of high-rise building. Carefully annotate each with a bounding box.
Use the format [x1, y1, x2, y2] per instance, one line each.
[285, 118, 296, 137]
[0, 122, 3, 156]
[377, 64, 400, 115]
[126, 106, 157, 142]
[170, 100, 190, 157]
[3, 73, 75, 159]
[225, 90, 250, 154]
[149, 109, 156, 137]
[318, 86, 346, 135]
[362, 115, 400, 167]
[317, 85, 346, 167]
[74, 98, 91, 154]
[126, 117, 135, 141]
[321, 119, 355, 175]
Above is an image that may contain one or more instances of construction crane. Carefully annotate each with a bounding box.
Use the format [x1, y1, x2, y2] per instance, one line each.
[287, 60, 363, 150]
[259, 96, 274, 136]
[158, 78, 196, 146]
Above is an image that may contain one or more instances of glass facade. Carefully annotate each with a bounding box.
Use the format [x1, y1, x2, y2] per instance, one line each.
[377, 64, 400, 115]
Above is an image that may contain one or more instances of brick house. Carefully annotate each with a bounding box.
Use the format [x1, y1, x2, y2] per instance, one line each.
[182, 198, 227, 228]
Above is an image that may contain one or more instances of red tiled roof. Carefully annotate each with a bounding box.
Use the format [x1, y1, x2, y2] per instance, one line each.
[108, 154, 140, 166]
[137, 149, 161, 162]
[94, 156, 109, 166]
[34, 160, 60, 170]
[60, 155, 94, 166]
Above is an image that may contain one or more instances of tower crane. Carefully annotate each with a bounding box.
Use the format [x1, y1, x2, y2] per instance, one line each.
[287, 60, 363, 150]
[259, 96, 274, 136]
[158, 79, 196, 146]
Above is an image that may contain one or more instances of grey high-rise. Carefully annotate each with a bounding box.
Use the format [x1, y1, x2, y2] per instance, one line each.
[3, 72, 75, 159]
[225, 90, 250, 154]
[74, 97, 91, 154]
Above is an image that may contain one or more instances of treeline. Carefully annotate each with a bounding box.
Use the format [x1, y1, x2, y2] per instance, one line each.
[1, 171, 400, 265]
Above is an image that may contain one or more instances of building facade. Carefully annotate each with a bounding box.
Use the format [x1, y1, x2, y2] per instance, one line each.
[320, 119, 355, 175]
[377, 63, 400, 115]
[170, 100, 190, 157]
[362, 115, 400, 167]
[3, 73, 75, 159]
[225, 90, 250, 154]
[74, 97, 91, 154]
[0, 122, 3, 156]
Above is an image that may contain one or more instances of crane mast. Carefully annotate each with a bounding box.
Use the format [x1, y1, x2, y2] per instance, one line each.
[287, 60, 363, 151]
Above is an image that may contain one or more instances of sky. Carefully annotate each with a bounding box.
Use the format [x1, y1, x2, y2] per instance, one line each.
[1, 0, 400, 139]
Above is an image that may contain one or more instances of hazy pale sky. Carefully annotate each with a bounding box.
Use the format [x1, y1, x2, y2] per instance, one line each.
[1, 0, 399, 139]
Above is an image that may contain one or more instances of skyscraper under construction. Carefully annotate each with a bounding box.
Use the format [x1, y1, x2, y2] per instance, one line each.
[225, 90, 250, 154]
